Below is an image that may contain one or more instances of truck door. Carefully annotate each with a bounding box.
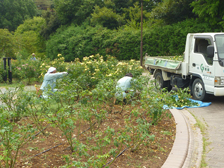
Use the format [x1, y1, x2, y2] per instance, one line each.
[189, 36, 214, 93]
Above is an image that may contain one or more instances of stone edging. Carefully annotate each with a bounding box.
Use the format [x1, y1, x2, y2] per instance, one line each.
[161, 109, 203, 168]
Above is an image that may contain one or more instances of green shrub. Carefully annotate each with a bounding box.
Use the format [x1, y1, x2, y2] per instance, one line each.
[46, 19, 217, 61]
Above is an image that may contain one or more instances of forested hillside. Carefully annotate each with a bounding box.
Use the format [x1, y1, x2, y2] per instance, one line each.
[1, 0, 224, 61]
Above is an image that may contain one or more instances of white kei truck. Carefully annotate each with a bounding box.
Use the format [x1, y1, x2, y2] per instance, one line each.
[144, 32, 224, 101]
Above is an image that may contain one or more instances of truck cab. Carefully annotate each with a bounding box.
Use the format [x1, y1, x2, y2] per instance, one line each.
[186, 33, 224, 100]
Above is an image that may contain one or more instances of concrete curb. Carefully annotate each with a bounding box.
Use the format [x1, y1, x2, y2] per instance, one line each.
[162, 109, 203, 168]
[181, 109, 203, 168]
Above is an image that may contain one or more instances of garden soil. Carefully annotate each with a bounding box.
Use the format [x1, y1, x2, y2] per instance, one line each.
[14, 104, 176, 168]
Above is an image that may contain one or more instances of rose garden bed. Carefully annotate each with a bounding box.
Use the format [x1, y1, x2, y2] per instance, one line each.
[13, 105, 175, 168]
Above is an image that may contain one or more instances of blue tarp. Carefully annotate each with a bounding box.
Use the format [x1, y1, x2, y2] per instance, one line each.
[163, 97, 212, 110]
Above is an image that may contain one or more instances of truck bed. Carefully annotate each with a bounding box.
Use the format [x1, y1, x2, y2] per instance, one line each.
[144, 56, 183, 74]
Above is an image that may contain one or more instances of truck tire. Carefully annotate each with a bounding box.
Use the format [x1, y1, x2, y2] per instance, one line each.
[154, 71, 172, 91]
[192, 78, 208, 101]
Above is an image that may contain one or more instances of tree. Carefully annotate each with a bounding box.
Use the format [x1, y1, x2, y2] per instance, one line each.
[0, 0, 37, 31]
[91, 6, 125, 29]
[14, 17, 46, 56]
[191, 0, 224, 26]
[150, 0, 196, 25]
[106, 0, 161, 14]
[40, 10, 61, 39]
[53, 0, 103, 25]
[34, 0, 53, 10]
[0, 29, 15, 58]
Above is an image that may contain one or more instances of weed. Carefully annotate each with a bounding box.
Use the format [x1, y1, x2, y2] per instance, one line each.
[190, 112, 211, 168]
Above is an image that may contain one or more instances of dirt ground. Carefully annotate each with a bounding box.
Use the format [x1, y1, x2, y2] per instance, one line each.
[13, 104, 176, 168]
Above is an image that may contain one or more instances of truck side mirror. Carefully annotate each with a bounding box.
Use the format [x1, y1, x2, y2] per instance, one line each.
[207, 45, 214, 58]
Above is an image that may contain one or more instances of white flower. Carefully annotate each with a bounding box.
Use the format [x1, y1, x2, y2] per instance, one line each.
[83, 57, 88, 61]
[106, 74, 112, 76]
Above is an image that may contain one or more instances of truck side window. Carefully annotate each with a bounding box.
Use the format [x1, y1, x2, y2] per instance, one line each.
[194, 38, 213, 65]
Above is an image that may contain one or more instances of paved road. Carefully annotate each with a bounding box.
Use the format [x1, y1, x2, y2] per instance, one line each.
[188, 95, 224, 168]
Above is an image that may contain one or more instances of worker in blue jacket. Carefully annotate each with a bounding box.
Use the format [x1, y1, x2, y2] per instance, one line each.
[40, 67, 67, 98]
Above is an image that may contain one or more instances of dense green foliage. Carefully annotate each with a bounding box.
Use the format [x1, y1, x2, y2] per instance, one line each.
[0, 29, 16, 58]
[54, 0, 103, 25]
[46, 19, 217, 61]
[150, 0, 196, 24]
[191, 0, 224, 26]
[1, 0, 224, 61]
[0, 0, 37, 31]
[14, 17, 46, 56]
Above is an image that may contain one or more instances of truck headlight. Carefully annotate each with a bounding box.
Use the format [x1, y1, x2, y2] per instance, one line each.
[214, 77, 224, 86]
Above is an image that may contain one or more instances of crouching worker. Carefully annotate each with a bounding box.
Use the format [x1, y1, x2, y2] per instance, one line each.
[115, 73, 134, 104]
[40, 67, 68, 98]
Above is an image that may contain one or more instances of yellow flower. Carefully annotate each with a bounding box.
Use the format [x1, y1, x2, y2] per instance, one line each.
[116, 62, 122, 66]
[83, 57, 88, 61]
[75, 58, 80, 62]
[89, 55, 94, 58]
[57, 54, 62, 57]
[95, 69, 100, 72]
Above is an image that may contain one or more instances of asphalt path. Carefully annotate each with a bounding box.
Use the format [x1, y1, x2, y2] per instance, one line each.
[188, 95, 224, 168]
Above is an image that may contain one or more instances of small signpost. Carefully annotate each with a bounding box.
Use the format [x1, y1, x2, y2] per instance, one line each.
[3, 57, 12, 83]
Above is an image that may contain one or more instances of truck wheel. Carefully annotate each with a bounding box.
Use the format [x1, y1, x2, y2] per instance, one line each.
[192, 78, 208, 101]
[154, 71, 172, 91]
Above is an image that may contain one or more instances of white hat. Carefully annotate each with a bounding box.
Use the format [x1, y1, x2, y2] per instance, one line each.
[32, 53, 36, 56]
[47, 67, 56, 74]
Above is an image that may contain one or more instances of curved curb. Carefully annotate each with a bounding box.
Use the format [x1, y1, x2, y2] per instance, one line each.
[162, 109, 203, 168]
[181, 109, 203, 168]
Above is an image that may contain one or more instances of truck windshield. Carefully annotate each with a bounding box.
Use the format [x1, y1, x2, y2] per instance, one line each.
[215, 35, 224, 59]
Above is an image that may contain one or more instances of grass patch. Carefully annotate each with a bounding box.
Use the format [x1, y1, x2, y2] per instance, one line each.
[190, 112, 211, 168]
[0, 82, 21, 88]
